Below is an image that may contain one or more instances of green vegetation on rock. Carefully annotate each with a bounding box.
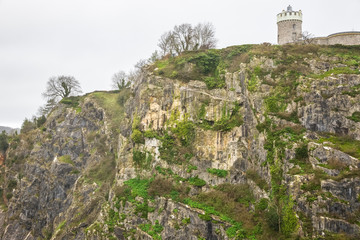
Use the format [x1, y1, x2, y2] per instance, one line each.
[347, 112, 360, 122]
[318, 133, 360, 159]
[139, 221, 164, 240]
[199, 102, 243, 132]
[58, 155, 75, 165]
[207, 168, 228, 178]
[188, 176, 206, 187]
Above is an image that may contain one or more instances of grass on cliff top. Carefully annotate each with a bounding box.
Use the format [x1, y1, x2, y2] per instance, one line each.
[150, 45, 253, 89]
[318, 133, 360, 160]
[89, 90, 131, 132]
[150, 44, 360, 92]
[60, 96, 82, 113]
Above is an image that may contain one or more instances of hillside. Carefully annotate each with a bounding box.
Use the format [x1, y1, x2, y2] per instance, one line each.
[1, 44, 360, 240]
[0, 126, 19, 135]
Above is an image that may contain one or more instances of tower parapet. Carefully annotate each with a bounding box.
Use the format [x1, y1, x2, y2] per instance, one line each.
[277, 5, 303, 44]
[277, 9, 303, 23]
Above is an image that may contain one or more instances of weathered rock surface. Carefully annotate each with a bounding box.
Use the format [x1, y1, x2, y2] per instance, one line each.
[1, 45, 360, 239]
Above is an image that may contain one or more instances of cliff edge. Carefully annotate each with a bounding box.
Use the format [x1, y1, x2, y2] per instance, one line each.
[1, 44, 360, 240]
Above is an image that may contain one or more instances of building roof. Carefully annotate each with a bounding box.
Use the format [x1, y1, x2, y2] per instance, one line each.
[328, 31, 360, 37]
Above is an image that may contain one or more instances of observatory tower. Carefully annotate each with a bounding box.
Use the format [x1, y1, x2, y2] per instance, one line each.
[277, 5, 303, 44]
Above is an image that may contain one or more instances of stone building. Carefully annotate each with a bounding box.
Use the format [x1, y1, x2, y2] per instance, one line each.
[312, 31, 360, 45]
[277, 5, 303, 45]
[277, 5, 360, 45]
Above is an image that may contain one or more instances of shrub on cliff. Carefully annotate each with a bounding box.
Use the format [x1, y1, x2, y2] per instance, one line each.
[20, 118, 36, 134]
[0, 131, 9, 153]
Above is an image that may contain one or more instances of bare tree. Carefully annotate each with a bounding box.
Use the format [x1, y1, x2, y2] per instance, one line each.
[157, 22, 217, 56]
[158, 31, 173, 56]
[134, 59, 148, 72]
[40, 75, 82, 115]
[301, 31, 314, 44]
[173, 23, 194, 54]
[193, 23, 217, 50]
[42, 75, 82, 100]
[148, 50, 161, 63]
[112, 71, 130, 90]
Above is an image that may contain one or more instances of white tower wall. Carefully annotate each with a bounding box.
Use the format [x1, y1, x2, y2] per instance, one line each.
[277, 6, 303, 45]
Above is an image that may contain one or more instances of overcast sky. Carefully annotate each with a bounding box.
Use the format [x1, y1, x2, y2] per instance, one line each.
[1, 0, 359, 128]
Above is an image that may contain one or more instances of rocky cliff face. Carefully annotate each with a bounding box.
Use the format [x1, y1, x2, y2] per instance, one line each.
[1, 44, 360, 240]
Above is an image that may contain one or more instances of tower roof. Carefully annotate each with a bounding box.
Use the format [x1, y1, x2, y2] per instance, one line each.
[277, 5, 302, 23]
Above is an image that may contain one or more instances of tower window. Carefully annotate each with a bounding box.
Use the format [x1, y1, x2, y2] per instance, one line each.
[293, 24, 296, 30]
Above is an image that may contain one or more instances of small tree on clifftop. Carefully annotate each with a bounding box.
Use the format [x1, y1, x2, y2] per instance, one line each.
[40, 75, 82, 115]
[43, 75, 82, 100]
[112, 71, 130, 90]
[301, 31, 314, 44]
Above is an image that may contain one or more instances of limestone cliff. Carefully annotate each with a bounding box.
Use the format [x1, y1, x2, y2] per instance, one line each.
[1, 44, 360, 240]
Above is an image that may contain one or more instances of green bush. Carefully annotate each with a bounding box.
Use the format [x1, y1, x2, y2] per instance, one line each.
[171, 116, 195, 146]
[130, 114, 145, 145]
[158, 131, 178, 163]
[265, 94, 287, 113]
[170, 71, 178, 78]
[256, 118, 272, 133]
[186, 165, 198, 173]
[58, 155, 75, 165]
[0, 131, 9, 153]
[347, 112, 360, 122]
[190, 52, 220, 75]
[301, 181, 321, 192]
[226, 222, 246, 238]
[36, 115, 46, 127]
[247, 74, 258, 92]
[204, 76, 225, 89]
[198, 104, 207, 120]
[139, 221, 164, 240]
[256, 198, 268, 211]
[266, 206, 279, 232]
[182, 218, 191, 225]
[124, 178, 150, 199]
[21, 118, 36, 134]
[144, 130, 160, 139]
[281, 197, 298, 237]
[131, 129, 144, 144]
[135, 198, 154, 219]
[188, 176, 206, 187]
[7, 179, 17, 191]
[295, 145, 308, 160]
[132, 150, 152, 168]
[207, 168, 228, 178]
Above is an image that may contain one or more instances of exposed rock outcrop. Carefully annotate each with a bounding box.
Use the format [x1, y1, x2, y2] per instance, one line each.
[1, 44, 360, 239]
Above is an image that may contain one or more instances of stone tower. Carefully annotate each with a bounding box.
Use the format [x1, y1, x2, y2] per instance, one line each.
[277, 5, 303, 44]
